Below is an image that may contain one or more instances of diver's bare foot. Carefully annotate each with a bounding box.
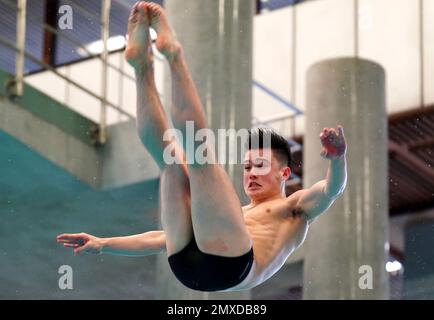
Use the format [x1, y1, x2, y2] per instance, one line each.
[124, 2, 154, 73]
[147, 2, 181, 64]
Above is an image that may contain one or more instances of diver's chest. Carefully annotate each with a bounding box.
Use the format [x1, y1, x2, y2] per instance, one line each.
[244, 203, 300, 223]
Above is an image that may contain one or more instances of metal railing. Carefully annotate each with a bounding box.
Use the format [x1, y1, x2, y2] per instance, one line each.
[0, 31, 133, 118]
[252, 80, 303, 140]
[100, 0, 111, 144]
[0, 0, 137, 145]
[14, 0, 26, 96]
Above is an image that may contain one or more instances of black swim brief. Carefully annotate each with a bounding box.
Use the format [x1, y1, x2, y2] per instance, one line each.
[167, 237, 254, 291]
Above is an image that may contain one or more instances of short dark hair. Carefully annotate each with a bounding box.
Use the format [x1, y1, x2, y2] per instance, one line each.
[247, 128, 292, 168]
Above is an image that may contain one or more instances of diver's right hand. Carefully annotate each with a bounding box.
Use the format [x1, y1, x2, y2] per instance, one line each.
[57, 233, 103, 255]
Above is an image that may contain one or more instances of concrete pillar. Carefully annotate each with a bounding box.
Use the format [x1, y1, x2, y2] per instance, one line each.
[303, 58, 389, 299]
[155, 0, 254, 299]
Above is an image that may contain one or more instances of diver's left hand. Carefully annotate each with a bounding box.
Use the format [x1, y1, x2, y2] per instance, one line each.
[319, 125, 346, 159]
[57, 233, 103, 255]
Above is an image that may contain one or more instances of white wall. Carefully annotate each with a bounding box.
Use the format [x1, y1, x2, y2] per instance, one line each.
[253, 7, 294, 121]
[358, 0, 421, 112]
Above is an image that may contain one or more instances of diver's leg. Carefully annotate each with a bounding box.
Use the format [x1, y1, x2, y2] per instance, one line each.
[125, 2, 193, 255]
[148, 2, 251, 257]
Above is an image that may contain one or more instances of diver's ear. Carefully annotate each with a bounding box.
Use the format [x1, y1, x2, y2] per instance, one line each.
[282, 167, 291, 180]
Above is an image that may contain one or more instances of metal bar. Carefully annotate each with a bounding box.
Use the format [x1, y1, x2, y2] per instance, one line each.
[354, 0, 359, 58]
[0, 34, 134, 119]
[14, 0, 26, 96]
[253, 80, 303, 115]
[99, 0, 111, 144]
[118, 53, 124, 122]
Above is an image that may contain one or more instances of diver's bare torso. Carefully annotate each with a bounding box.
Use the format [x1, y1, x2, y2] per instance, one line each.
[222, 193, 309, 291]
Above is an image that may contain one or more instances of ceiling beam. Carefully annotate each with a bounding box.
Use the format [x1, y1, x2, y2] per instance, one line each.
[389, 141, 434, 184]
[407, 136, 434, 149]
[389, 105, 434, 123]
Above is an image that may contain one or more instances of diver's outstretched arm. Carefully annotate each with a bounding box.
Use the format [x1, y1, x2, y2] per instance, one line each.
[293, 125, 347, 223]
[57, 231, 166, 256]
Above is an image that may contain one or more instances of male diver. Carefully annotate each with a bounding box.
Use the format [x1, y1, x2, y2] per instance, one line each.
[57, 2, 347, 292]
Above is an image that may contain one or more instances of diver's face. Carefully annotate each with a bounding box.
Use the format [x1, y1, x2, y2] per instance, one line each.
[243, 149, 287, 199]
